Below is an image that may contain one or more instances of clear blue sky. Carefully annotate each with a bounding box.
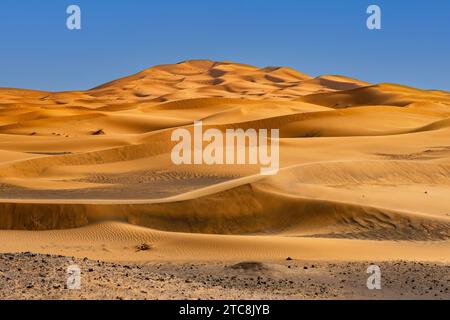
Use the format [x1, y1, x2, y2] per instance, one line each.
[0, 0, 449, 92]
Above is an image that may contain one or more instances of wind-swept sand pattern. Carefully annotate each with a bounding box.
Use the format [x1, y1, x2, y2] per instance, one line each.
[0, 60, 449, 299]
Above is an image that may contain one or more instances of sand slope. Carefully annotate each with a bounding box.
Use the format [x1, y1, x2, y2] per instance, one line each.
[0, 60, 449, 263]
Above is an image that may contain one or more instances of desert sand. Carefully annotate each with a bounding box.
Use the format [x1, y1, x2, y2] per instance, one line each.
[0, 60, 449, 299]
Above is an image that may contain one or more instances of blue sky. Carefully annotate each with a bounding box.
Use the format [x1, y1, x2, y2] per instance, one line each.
[0, 0, 449, 91]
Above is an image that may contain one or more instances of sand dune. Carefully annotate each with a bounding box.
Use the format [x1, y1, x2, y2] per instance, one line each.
[299, 83, 450, 108]
[0, 60, 449, 266]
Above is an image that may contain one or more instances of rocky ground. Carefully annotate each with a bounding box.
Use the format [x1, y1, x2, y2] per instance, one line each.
[0, 253, 448, 300]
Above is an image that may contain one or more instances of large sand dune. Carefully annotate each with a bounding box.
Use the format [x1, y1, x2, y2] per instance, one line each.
[0, 60, 449, 264]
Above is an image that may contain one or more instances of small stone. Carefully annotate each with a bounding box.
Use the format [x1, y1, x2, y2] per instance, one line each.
[135, 243, 152, 252]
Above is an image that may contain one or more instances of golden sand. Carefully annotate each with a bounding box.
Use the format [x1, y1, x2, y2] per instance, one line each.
[0, 60, 449, 263]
